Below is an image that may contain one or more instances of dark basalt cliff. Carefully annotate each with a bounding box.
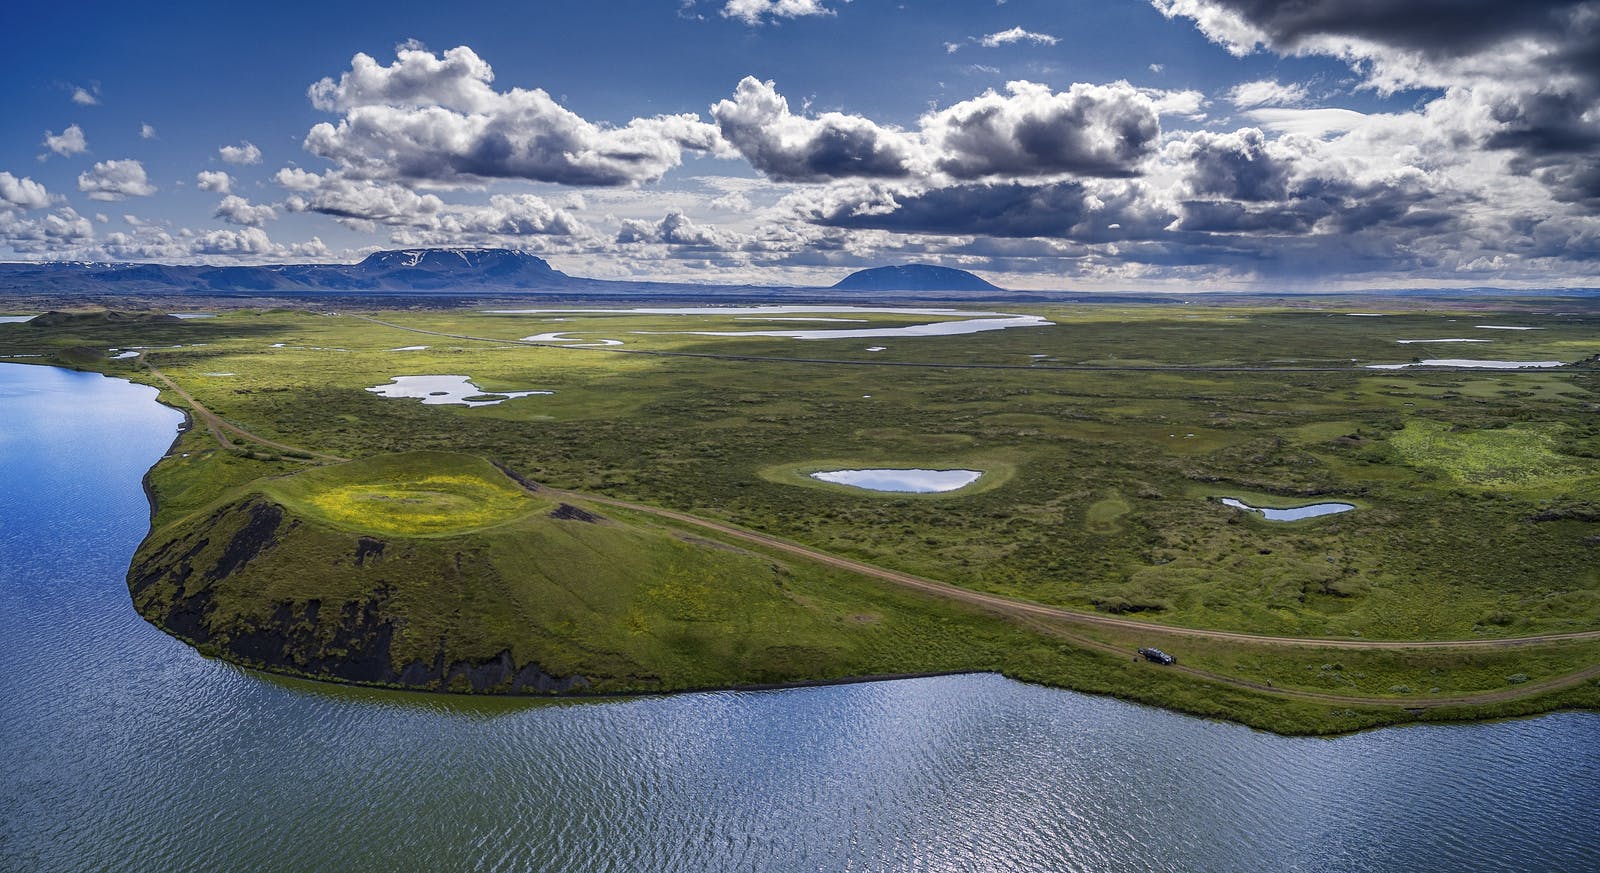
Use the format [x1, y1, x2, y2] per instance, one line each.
[128, 496, 587, 694]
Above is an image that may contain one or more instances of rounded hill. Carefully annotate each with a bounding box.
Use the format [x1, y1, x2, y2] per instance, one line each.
[832, 264, 1002, 292]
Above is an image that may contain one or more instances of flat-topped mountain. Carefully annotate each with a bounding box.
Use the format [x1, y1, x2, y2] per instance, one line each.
[350, 248, 564, 287]
[0, 248, 571, 295]
[833, 264, 1002, 292]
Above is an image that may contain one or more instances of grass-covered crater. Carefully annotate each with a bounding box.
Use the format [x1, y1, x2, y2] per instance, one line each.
[128, 450, 1047, 698]
[260, 451, 539, 536]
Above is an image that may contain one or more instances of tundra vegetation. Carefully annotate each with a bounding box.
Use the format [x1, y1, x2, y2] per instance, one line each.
[4, 301, 1598, 735]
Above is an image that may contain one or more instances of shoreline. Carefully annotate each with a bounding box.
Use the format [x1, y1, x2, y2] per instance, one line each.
[2, 357, 1593, 738]
[161, 621, 1600, 740]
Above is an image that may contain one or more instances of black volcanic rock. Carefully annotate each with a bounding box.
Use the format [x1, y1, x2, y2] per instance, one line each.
[833, 264, 1002, 292]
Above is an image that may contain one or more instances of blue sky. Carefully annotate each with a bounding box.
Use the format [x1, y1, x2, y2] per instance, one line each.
[2, 0, 1594, 289]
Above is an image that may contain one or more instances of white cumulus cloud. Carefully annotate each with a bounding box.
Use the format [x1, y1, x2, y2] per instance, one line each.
[42, 125, 88, 158]
[219, 141, 263, 165]
[1226, 79, 1309, 109]
[980, 26, 1059, 47]
[214, 195, 278, 227]
[301, 45, 721, 187]
[0, 172, 52, 211]
[721, 0, 834, 25]
[77, 160, 157, 201]
[196, 170, 233, 193]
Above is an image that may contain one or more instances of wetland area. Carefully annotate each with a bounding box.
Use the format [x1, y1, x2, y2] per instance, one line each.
[3, 300, 1599, 870]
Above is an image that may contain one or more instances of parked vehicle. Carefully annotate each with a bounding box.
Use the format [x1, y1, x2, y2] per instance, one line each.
[1138, 647, 1176, 665]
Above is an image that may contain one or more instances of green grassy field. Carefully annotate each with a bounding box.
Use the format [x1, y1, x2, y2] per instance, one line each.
[5, 300, 1598, 734]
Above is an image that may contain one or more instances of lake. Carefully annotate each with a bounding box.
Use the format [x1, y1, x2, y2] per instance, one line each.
[485, 305, 1055, 340]
[1, 362, 1596, 872]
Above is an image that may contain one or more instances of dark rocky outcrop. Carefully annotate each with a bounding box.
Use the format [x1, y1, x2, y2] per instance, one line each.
[353, 536, 386, 566]
[29, 309, 182, 328]
[1529, 504, 1600, 523]
[127, 496, 587, 695]
[549, 503, 603, 523]
[489, 461, 542, 493]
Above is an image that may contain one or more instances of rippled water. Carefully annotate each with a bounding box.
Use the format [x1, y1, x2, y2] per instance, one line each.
[2, 362, 1597, 872]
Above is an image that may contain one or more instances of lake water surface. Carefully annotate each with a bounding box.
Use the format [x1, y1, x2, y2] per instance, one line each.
[2, 362, 1597, 872]
[811, 468, 983, 493]
[366, 374, 552, 407]
[1221, 497, 1357, 521]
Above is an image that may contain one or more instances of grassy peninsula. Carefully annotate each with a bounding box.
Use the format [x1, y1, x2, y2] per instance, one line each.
[5, 299, 1599, 735]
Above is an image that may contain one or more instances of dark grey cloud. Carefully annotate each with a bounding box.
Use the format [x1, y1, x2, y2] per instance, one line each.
[710, 77, 919, 182]
[1156, 0, 1600, 213]
[802, 182, 1100, 238]
[924, 81, 1167, 179]
[1175, 0, 1579, 57]
[1170, 128, 1290, 202]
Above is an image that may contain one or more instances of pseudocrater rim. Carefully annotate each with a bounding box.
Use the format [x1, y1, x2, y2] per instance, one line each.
[1219, 497, 1356, 522]
[763, 460, 1013, 496]
[261, 451, 543, 537]
[367, 374, 553, 407]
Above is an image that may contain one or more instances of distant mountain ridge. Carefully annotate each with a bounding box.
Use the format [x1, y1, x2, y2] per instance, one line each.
[833, 264, 1002, 292]
[0, 248, 571, 295]
[2, 250, 1587, 301]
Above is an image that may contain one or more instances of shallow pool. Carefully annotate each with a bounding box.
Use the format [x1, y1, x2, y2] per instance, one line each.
[1221, 497, 1355, 521]
[1366, 359, 1562, 370]
[366, 375, 552, 407]
[811, 468, 982, 493]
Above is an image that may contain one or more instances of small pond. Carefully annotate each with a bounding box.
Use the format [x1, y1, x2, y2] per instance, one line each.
[811, 468, 982, 493]
[366, 375, 552, 407]
[522, 332, 624, 346]
[1367, 359, 1562, 370]
[1394, 338, 1490, 344]
[1221, 497, 1354, 521]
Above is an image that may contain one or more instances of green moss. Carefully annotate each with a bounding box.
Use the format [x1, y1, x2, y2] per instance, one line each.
[1390, 419, 1592, 488]
[261, 452, 539, 536]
